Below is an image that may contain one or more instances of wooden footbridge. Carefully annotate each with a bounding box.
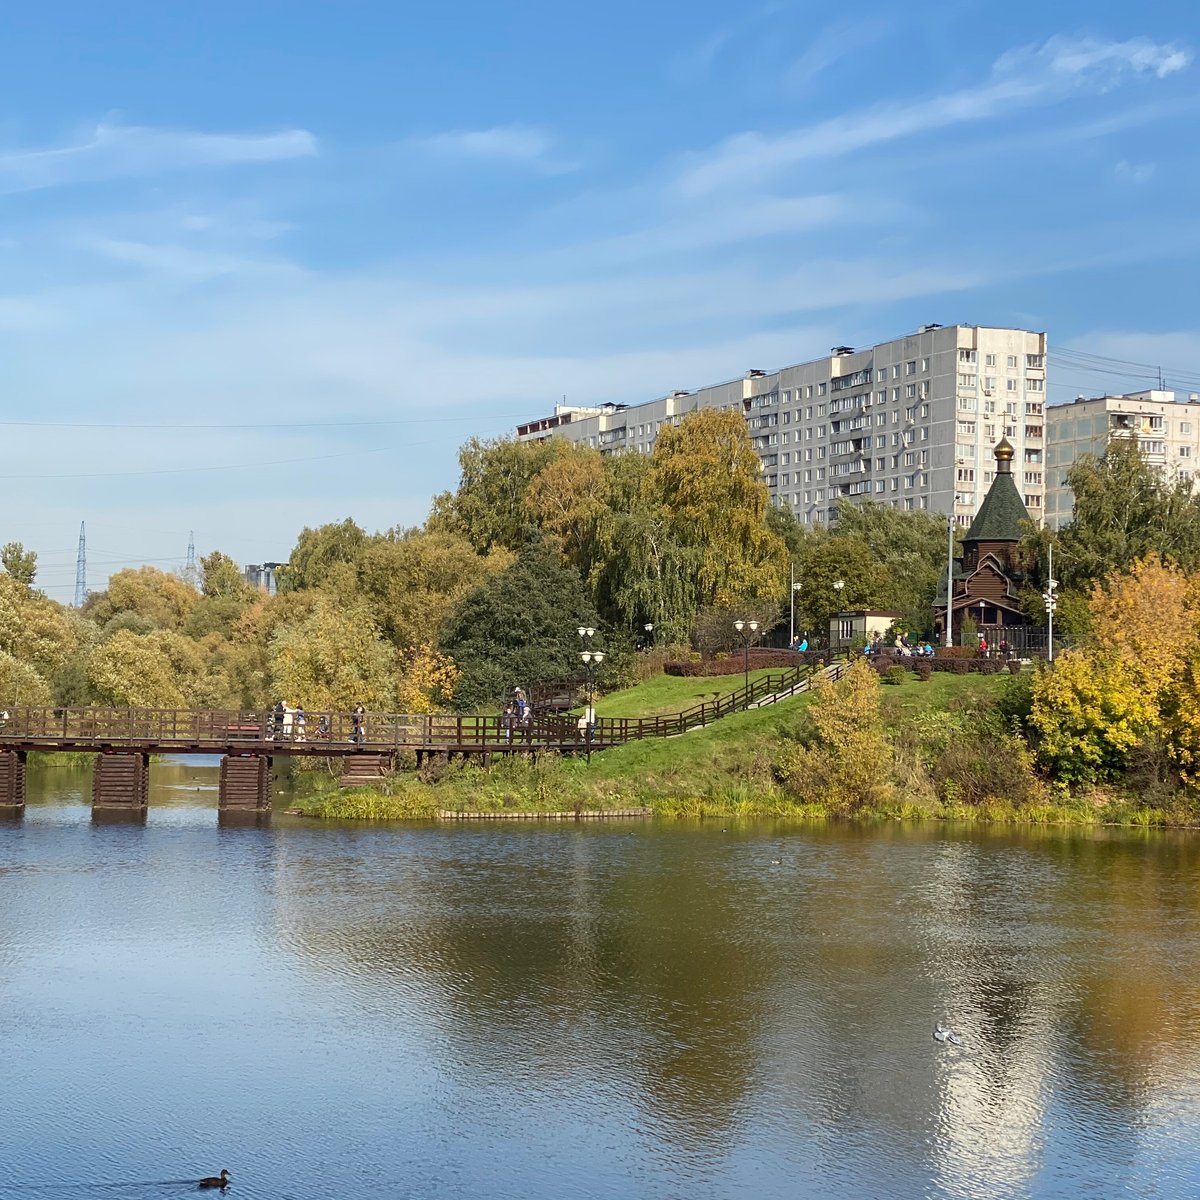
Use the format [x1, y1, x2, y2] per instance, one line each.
[0, 662, 838, 821]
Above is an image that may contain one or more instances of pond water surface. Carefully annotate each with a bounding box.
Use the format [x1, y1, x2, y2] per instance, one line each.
[3, 758, 1200, 1199]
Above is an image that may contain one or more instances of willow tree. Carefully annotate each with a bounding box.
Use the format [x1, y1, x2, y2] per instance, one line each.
[650, 409, 787, 609]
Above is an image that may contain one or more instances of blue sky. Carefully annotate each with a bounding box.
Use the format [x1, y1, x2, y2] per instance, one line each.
[1, 0, 1198, 602]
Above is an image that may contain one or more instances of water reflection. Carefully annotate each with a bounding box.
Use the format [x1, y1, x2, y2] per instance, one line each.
[4, 767, 1200, 1199]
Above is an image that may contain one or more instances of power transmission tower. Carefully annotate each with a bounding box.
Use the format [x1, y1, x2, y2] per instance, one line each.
[182, 530, 201, 590]
[74, 522, 87, 607]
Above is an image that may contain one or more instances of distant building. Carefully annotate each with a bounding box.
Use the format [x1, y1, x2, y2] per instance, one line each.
[1045, 389, 1200, 528]
[243, 562, 283, 595]
[516, 323, 1048, 526]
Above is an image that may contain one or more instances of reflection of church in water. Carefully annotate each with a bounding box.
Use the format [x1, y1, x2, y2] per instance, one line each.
[935, 438, 1038, 648]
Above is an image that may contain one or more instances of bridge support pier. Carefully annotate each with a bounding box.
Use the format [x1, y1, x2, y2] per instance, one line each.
[218, 755, 272, 819]
[92, 752, 149, 822]
[339, 754, 393, 788]
[0, 749, 26, 817]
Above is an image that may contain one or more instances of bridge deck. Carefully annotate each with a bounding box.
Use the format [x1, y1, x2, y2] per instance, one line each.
[0, 706, 604, 756]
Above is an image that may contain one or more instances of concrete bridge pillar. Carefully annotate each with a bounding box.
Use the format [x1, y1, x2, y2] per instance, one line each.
[219, 755, 272, 815]
[0, 749, 26, 817]
[92, 752, 149, 822]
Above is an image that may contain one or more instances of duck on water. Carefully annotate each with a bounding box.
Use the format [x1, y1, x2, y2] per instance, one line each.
[199, 1170, 231, 1190]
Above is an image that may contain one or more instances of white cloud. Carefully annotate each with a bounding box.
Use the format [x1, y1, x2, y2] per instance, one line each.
[676, 33, 1192, 196]
[409, 124, 572, 171]
[0, 121, 317, 193]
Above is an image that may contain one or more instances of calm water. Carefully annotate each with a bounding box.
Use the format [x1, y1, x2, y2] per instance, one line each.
[3, 760, 1200, 1199]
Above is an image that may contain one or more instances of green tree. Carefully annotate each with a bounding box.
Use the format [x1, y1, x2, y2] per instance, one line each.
[441, 539, 600, 709]
[277, 519, 368, 593]
[429, 437, 569, 554]
[0, 542, 37, 586]
[200, 550, 250, 599]
[0, 573, 79, 680]
[0, 651, 53, 705]
[1027, 440, 1200, 593]
[792, 533, 891, 643]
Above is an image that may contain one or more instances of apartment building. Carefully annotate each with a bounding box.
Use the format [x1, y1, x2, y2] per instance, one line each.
[1044, 389, 1200, 528]
[515, 324, 1047, 526]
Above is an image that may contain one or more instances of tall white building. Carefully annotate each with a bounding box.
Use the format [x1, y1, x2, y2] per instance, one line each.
[1044, 389, 1200, 528]
[516, 323, 1047, 526]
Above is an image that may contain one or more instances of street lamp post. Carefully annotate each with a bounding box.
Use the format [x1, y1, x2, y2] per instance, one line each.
[1043, 543, 1058, 663]
[733, 618, 759, 692]
[789, 563, 801, 648]
[643, 622, 654, 651]
[579, 646, 605, 762]
[832, 579, 845, 654]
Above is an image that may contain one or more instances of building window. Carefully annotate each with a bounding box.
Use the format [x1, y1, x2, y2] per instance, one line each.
[1181, 446, 1193, 458]
[906, 361, 916, 375]
[1026, 354, 1044, 369]
[905, 384, 917, 399]
[983, 376, 997, 391]
[959, 349, 977, 364]
[1007, 355, 1018, 369]
[817, 383, 827, 396]
[1027, 378, 1044, 392]
[959, 374, 977, 388]
[957, 467, 975, 483]
[985, 353, 997, 367]
[1181, 422, 1193, 435]
[1007, 378, 1020, 392]
[958, 396, 977, 411]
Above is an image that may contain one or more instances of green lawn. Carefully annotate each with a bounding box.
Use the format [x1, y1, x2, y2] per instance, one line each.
[593, 666, 788, 718]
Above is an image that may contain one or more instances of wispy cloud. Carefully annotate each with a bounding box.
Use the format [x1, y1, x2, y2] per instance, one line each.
[0, 121, 317, 193]
[1114, 159, 1156, 184]
[787, 16, 893, 86]
[408, 124, 573, 172]
[676, 33, 1192, 195]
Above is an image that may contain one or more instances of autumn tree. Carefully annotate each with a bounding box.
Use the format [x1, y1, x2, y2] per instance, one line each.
[650, 409, 787, 608]
[86, 629, 211, 708]
[774, 660, 894, 811]
[356, 529, 509, 649]
[268, 599, 397, 711]
[85, 566, 199, 632]
[0, 573, 80, 682]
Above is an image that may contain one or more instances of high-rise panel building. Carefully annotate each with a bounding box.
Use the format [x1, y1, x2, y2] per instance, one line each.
[1044, 389, 1200, 528]
[515, 323, 1047, 526]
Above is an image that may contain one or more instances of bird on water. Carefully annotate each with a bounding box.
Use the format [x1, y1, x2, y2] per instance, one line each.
[198, 1169, 231, 1190]
[933, 1024, 962, 1046]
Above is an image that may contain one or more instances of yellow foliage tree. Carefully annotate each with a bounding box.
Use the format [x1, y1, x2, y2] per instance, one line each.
[0, 573, 80, 681]
[269, 600, 396, 711]
[87, 566, 199, 631]
[775, 660, 894, 812]
[395, 645, 460, 713]
[1088, 554, 1200, 704]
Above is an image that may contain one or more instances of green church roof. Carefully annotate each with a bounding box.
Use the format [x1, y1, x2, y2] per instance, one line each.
[963, 438, 1030, 544]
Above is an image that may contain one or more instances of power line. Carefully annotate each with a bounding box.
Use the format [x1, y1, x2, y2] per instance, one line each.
[0, 412, 530, 432]
[0, 440, 426, 482]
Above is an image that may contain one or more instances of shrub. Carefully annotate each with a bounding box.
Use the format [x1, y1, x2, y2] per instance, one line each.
[915, 662, 932, 682]
[934, 719, 1041, 807]
[882, 665, 907, 686]
[934, 646, 976, 659]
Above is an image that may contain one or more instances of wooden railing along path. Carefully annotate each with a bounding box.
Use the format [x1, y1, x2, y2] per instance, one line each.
[0, 662, 841, 760]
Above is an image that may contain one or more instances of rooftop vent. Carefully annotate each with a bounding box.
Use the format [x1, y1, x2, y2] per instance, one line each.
[670, 390, 691, 398]
[1191, 393, 1200, 403]
[830, 345, 854, 356]
[918, 323, 942, 333]
[746, 368, 767, 378]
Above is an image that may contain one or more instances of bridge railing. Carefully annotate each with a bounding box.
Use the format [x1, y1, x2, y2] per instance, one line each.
[0, 706, 600, 752]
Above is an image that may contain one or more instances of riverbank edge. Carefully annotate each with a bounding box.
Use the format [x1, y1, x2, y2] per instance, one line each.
[290, 787, 1199, 829]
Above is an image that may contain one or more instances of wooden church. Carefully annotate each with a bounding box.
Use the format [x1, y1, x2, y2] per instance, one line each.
[934, 438, 1035, 645]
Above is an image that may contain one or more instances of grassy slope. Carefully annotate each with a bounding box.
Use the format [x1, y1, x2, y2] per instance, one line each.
[297, 670, 1015, 821]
